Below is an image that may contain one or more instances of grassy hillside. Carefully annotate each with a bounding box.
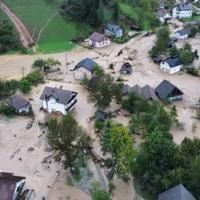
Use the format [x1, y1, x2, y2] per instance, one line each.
[3, 0, 91, 53]
[2, 0, 159, 53]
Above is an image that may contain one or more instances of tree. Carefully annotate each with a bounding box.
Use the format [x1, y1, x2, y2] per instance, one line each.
[90, 182, 111, 200]
[101, 123, 137, 179]
[48, 114, 91, 170]
[113, 1, 119, 22]
[187, 155, 200, 199]
[183, 42, 192, 51]
[155, 27, 170, 53]
[87, 71, 114, 108]
[169, 46, 179, 57]
[135, 130, 177, 193]
[62, 0, 101, 26]
[179, 49, 194, 65]
[19, 79, 31, 93]
[0, 20, 19, 53]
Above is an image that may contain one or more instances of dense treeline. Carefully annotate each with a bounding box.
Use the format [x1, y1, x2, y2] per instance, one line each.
[82, 68, 200, 199]
[0, 20, 19, 53]
[60, 0, 167, 29]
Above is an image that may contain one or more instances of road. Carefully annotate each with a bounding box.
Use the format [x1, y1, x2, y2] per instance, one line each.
[0, 1, 34, 48]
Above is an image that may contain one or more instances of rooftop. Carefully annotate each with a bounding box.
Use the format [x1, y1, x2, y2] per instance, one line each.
[158, 184, 196, 200]
[89, 32, 107, 42]
[164, 57, 182, 68]
[74, 58, 98, 72]
[175, 3, 193, 11]
[175, 28, 191, 36]
[40, 87, 77, 105]
[105, 23, 122, 33]
[0, 172, 25, 200]
[155, 80, 184, 100]
[8, 95, 30, 110]
[157, 8, 170, 18]
[120, 62, 133, 74]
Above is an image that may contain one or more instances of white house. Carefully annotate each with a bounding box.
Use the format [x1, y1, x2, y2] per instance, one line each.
[104, 23, 124, 38]
[173, 28, 191, 40]
[0, 172, 26, 200]
[73, 58, 98, 80]
[8, 95, 31, 114]
[40, 86, 78, 115]
[160, 58, 183, 74]
[172, 3, 193, 18]
[157, 8, 172, 22]
[88, 32, 111, 48]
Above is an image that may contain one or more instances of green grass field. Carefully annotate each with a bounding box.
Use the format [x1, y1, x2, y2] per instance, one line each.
[3, 0, 91, 53]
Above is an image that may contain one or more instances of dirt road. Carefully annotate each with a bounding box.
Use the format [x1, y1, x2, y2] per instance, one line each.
[0, 1, 34, 48]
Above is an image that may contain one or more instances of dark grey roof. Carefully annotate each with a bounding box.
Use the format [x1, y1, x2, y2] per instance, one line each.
[120, 62, 133, 74]
[105, 23, 122, 33]
[8, 95, 30, 110]
[95, 110, 107, 121]
[132, 84, 143, 96]
[0, 172, 25, 200]
[164, 58, 182, 68]
[155, 80, 184, 100]
[123, 84, 159, 101]
[175, 28, 191, 36]
[40, 87, 77, 105]
[175, 3, 193, 11]
[89, 32, 108, 42]
[74, 58, 98, 72]
[157, 8, 170, 18]
[142, 85, 159, 101]
[122, 84, 132, 96]
[158, 184, 197, 200]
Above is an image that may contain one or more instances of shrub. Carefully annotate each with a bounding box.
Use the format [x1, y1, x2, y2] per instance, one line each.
[95, 120, 105, 131]
[19, 79, 31, 93]
[0, 104, 16, 116]
[24, 70, 43, 85]
[186, 68, 199, 77]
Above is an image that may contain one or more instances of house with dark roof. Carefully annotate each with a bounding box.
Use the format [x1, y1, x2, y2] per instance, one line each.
[73, 58, 98, 80]
[8, 95, 31, 114]
[172, 3, 193, 18]
[173, 28, 191, 40]
[0, 172, 26, 200]
[40, 86, 78, 115]
[142, 85, 159, 101]
[122, 84, 159, 101]
[155, 80, 184, 101]
[132, 85, 143, 96]
[104, 23, 123, 38]
[120, 62, 133, 74]
[157, 8, 172, 22]
[88, 32, 110, 48]
[95, 110, 107, 122]
[158, 184, 197, 200]
[122, 84, 132, 96]
[160, 57, 183, 74]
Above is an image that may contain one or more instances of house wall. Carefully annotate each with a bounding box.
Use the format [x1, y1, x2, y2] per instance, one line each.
[89, 38, 110, 48]
[168, 95, 183, 101]
[172, 7, 193, 18]
[160, 62, 182, 74]
[42, 97, 77, 115]
[18, 104, 31, 114]
[173, 33, 189, 40]
[74, 68, 92, 80]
